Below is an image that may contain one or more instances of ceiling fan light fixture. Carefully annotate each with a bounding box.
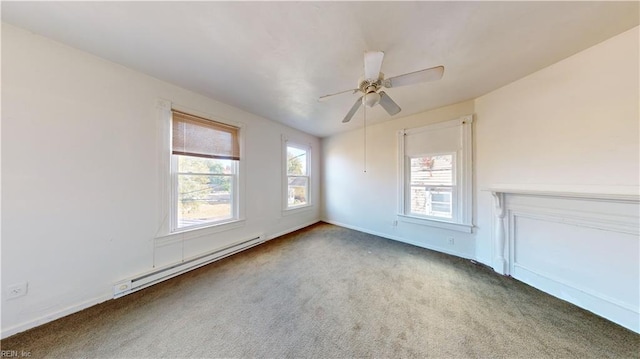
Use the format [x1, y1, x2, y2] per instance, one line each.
[320, 50, 444, 124]
[363, 92, 380, 107]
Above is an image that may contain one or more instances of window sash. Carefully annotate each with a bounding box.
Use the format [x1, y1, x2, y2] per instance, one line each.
[409, 154, 454, 185]
[286, 145, 308, 176]
[287, 175, 309, 207]
[406, 153, 457, 221]
[408, 185, 455, 219]
[171, 154, 238, 231]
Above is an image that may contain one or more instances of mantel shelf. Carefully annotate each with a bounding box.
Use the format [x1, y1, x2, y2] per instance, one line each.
[484, 184, 640, 202]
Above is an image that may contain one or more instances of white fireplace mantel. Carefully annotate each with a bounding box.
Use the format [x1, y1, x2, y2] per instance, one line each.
[485, 184, 639, 276]
[487, 184, 640, 202]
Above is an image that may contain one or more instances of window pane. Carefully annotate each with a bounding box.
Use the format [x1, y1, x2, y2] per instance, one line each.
[410, 155, 453, 187]
[410, 186, 452, 219]
[410, 187, 428, 215]
[177, 174, 232, 228]
[177, 155, 234, 174]
[430, 189, 452, 217]
[287, 146, 307, 175]
[287, 176, 308, 206]
[409, 154, 454, 219]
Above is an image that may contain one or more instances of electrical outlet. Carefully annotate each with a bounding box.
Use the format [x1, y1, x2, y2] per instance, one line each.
[7, 282, 28, 299]
[447, 237, 455, 245]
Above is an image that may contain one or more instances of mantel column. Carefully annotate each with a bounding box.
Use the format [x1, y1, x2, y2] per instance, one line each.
[491, 191, 508, 275]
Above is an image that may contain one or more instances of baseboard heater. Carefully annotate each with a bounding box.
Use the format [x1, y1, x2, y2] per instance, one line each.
[113, 235, 265, 298]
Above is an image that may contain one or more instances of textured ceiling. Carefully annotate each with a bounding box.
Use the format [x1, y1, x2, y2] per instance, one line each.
[2, 2, 638, 137]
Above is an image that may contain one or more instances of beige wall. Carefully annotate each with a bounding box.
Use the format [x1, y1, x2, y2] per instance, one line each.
[474, 26, 639, 262]
[322, 26, 639, 266]
[322, 100, 477, 258]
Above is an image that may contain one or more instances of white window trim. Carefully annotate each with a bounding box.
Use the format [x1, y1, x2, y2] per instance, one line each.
[155, 99, 246, 239]
[282, 135, 312, 214]
[397, 115, 474, 233]
[397, 214, 473, 233]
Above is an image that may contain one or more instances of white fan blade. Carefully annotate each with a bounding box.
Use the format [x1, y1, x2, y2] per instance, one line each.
[364, 51, 384, 82]
[319, 88, 359, 102]
[378, 91, 401, 116]
[384, 66, 444, 88]
[343, 96, 363, 123]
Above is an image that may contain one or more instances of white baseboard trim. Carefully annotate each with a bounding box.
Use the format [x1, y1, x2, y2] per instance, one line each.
[1, 293, 112, 339]
[267, 219, 321, 240]
[514, 264, 640, 333]
[322, 219, 474, 261]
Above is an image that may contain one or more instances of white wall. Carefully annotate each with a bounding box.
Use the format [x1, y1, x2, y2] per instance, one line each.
[1, 24, 320, 337]
[321, 100, 477, 259]
[474, 26, 639, 264]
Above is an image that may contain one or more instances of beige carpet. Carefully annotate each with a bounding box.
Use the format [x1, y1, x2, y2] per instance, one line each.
[2, 222, 638, 358]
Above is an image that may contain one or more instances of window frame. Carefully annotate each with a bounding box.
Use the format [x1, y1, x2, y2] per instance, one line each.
[397, 115, 473, 233]
[282, 136, 312, 213]
[156, 99, 246, 240]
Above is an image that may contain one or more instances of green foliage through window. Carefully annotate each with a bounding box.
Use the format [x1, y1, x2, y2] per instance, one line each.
[176, 155, 235, 227]
[286, 145, 309, 208]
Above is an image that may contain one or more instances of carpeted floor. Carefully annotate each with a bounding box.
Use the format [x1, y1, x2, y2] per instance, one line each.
[2, 222, 638, 358]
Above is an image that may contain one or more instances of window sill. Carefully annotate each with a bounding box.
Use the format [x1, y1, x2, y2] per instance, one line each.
[282, 204, 313, 216]
[397, 214, 473, 233]
[155, 218, 246, 247]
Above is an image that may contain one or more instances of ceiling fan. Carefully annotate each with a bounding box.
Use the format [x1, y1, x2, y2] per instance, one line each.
[320, 51, 445, 123]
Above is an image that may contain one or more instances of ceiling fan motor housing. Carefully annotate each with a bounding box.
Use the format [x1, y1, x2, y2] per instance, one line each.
[359, 73, 383, 107]
[326, 51, 443, 123]
[358, 73, 383, 91]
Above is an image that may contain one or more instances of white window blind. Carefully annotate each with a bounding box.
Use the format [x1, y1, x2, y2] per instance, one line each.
[404, 123, 461, 156]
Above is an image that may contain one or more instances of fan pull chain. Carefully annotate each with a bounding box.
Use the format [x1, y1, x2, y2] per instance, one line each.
[363, 102, 367, 173]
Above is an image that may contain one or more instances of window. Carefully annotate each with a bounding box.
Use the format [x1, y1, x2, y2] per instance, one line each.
[171, 110, 241, 231]
[409, 154, 455, 219]
[284, 140, 311, 210]
[398, 115, 473, 233]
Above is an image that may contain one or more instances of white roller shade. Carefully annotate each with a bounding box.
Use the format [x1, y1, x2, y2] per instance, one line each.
[404, 121, 461, 156]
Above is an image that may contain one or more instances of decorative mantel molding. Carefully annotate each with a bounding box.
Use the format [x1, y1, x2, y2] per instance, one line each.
[485, 184, 639, 276]
[486, 184, 640, 202]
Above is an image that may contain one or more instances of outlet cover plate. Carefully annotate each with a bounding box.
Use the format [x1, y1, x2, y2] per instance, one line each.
[7, 282, 28, 299]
